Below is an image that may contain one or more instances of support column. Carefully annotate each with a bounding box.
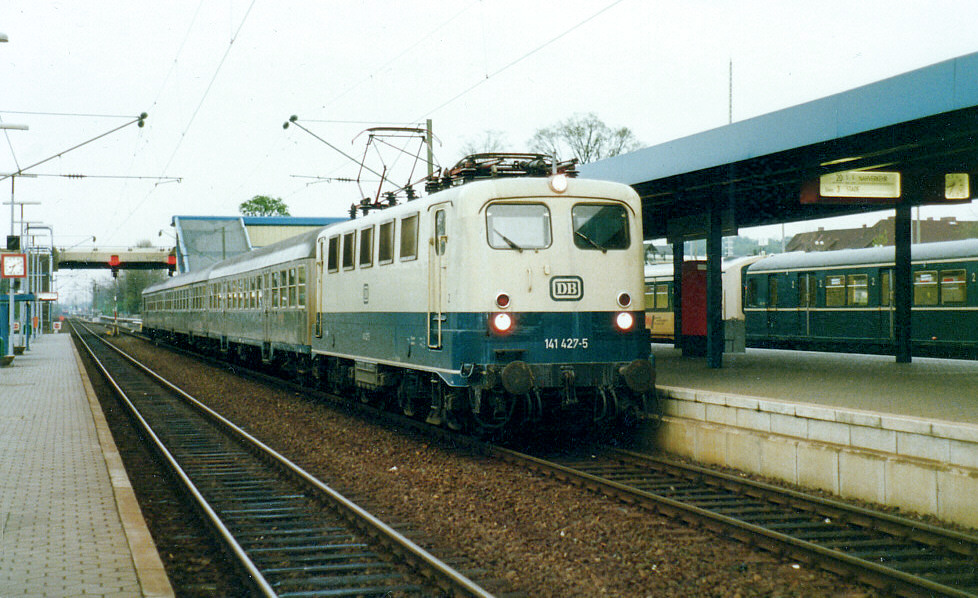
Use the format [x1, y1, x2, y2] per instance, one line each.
[894, 201, 912, 363]
[672, 239, 684, 351]
[706, 206, 724, 368]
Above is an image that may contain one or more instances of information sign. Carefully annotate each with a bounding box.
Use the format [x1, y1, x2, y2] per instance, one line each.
[820, 171, 901, 198]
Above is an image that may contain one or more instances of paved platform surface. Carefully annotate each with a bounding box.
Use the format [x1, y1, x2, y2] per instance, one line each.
[652, 343, 978, 425]
[0, 334, 172, 598]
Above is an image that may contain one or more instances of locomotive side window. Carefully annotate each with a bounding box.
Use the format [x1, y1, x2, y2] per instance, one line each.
[378, 221, 394, 264]
[327, 236, 339, 273]
[486, 203, 551, 250]
[847, 274, 868, 306]
[825, 275, 845, 307]
[400, 214, 418, 261]
[941, 269, 966, 304]
[572, 204, 629, 250]
[342, 231, 355, 270]
[359, 226, 373, 268]
[914, 271, 938, 305]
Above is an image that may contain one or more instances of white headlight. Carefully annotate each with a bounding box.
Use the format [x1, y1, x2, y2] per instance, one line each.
[615, 311, 634, 331]
[491, 312, 513, 334]
[549, 174, 568, 193]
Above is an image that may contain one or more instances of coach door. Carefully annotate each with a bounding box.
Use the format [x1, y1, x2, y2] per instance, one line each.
[880, 268, 895, 341]
[797, 272, 815, 336]
[427, 206, 448, 349]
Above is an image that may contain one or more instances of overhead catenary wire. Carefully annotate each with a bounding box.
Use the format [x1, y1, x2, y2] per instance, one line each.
[416, 0, 627, 120]
[107, 0, 255, 244]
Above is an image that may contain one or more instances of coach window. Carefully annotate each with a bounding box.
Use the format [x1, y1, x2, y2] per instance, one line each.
[486, 203, 551, 250]
[288, 268, 297, 307]
[342, 231, 355, 270]
[914, 271, 938, 305]
[359, 226, 374, 268]
[847, 274, 868, 306]
[572, 204, 629, 251]
[378, 221, 394, 264]
[744, 278, 758, 307]
[298, 266, 306, 307]
[826, 275, 845, 307]
[655, 283, 670, 309]
[644, 283, 656, 310]
[941, 269, 966, 304]
[327, 236, 340, 273]
[271, 271, 280, 308]
[767, 275, 779, 308]
[400, 214, 419, 261]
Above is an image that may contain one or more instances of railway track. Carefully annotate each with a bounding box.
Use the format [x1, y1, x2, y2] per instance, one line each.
[72, 321, 500, 598]
[488, 445, 978, 597]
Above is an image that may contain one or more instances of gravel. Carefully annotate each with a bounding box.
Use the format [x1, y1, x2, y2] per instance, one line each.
[110, 335, 882, 597]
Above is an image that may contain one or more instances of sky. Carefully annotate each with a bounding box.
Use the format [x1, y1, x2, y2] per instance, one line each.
[3, 0, 978, 303]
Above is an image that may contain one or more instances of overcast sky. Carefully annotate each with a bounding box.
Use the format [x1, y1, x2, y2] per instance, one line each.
[3, 1, 978, 301]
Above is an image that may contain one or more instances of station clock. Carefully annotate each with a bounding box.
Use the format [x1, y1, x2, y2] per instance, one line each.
[1, 253, 27, 278]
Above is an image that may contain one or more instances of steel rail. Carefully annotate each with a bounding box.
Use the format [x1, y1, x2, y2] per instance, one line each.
[74, 321, 496, 598]
[71, 321, 278, 597]
[488, 445, 977, 598]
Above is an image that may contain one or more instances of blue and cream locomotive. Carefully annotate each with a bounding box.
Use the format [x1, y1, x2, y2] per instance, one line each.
[143, 154, 654, 434]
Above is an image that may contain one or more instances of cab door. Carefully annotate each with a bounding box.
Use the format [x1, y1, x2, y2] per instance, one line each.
[427, 206, 448, 349]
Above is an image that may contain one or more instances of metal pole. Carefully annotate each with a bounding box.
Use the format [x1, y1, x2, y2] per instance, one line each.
[7, 177, 15, 358]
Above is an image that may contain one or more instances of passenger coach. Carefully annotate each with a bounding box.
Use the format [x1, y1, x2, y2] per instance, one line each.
[743, 239, 978, 357]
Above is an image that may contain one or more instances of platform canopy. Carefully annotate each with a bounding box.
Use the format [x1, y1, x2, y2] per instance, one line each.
[581, 52, 978, 241]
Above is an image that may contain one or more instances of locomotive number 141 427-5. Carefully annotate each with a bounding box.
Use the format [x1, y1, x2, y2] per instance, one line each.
[544, 337, 589, 349]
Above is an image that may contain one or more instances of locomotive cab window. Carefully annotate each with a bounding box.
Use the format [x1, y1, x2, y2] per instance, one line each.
[572, 204, 629, 251]
[486, 203, 551, 250]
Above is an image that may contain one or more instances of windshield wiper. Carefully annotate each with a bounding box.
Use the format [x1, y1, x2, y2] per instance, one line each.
[575, 230, 606, 252]
[494, 229, 523, 252]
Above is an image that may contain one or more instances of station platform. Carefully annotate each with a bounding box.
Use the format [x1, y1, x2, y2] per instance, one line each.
[0, 333, 173, 598]
[648, 344, 978, 528]
[652, 344, 978, 425]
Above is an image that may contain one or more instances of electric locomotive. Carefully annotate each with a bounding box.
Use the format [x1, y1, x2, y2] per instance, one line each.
[313, 154, 654, 432]
[142, 154, 655, 435]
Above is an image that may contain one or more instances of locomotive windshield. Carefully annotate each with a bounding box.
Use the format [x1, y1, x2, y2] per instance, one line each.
[572, 204, 629, 251]
[486, 203, 552, 250]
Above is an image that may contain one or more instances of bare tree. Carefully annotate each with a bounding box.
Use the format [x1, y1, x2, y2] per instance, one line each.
[458, 130, 509, 156]
[529, 113, 641, 164]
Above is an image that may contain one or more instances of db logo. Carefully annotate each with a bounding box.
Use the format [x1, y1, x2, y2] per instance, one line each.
[550, 276, 583, 301]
